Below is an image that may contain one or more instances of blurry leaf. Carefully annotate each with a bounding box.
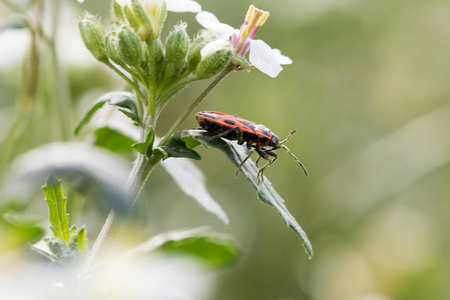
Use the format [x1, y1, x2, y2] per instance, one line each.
[161, 158, 229, 224]
[95, 126, 135, 153]
[76, 227, 88, 254]
[30, 244, 59, 262]
[42, 175, 72, 243]
[1, 212, 45, 250]
[0, 20, 27, 32]
[2, 142, 133, 216]
[125, 227, 240, 267]
[189, 129, 314, 258]
[74, 91, 139, 135]
[158, 131, 201, 160]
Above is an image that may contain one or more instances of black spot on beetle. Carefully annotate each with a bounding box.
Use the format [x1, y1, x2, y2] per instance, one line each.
[224, 119, 236, 126]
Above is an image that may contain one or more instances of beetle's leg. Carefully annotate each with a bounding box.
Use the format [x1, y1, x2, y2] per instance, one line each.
[255, 149, 278, 184]
[236, 127, 245, 145]
[235, 148, 255, 177]
[195, 126, 242, 141]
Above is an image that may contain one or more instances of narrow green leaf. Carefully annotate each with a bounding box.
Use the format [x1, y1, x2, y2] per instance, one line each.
[30, 244, 59, 262]
[75, 227, 88, 254]
[189, 129, 314, 258]
[161, 158, 229, 224]
[74, 91, 139, 135]
[73, 101, 106, 136]
[160, 131, 201, 160]
[125, 227, 240, 267]
[42, 175, 70, 243]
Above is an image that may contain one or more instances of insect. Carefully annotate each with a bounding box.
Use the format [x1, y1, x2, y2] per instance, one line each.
[195, 111, 308, 183]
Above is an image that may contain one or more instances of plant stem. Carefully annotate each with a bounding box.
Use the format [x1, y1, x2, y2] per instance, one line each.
[79, 151, 162, 278]
[80, 65, 232, 278]
[160, 66, 233, 146]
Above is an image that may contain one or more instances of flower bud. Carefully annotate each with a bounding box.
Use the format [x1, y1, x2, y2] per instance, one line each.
[130, 0, 152, 40]
[152, 37, 164, 64]
[105, 33, 124, 66]
[78, 14, 107, 62]
[165, 24, 189, 66]
[195, 47, 232, 80]
[113, 1, 124, 20]
[117, 26, 143, 67]
[123, 4, 140, 31]
[148, 0, 167, 39]
[187, 36, 206, 71]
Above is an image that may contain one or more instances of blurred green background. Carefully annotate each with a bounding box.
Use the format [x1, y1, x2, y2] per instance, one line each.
[1, 0, 450, 299]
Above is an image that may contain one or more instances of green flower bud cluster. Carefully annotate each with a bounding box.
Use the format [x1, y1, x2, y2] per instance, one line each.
[78, 6, 233, 116]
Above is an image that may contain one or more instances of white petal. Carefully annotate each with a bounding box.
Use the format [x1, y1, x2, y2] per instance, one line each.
[165, 0, 201, 12]
[200, 39, 230, 57]
[115, 0, 129, 6]
[195, 11, 235, 37]
[249, 40, 283, 78]
[76, 0, 85, 3]
[272, 48, 293, 65]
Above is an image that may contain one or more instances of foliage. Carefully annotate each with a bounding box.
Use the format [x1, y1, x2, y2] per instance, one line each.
[0, 0, 317, 299]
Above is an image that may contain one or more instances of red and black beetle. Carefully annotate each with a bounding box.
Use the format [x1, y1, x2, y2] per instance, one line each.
[196, 111, 308, 183]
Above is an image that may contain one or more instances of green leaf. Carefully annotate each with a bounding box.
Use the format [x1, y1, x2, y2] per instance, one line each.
[161, 158, 229, 224]
[95, 126, 136, 153]
[189, 129, 314, 258]
[1, 212, 45, 250]
[42, 175, 71, 243]
[132, 127, 155, 158]
[74, 91, 139, 135]
[75, 227, 88, 254]
[2, 142, 133, 215]
[125, 227, 240, 267]
[159, 131, 201, 160]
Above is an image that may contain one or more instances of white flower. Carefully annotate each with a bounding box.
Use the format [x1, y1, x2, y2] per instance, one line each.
[196, 5, 292, 78]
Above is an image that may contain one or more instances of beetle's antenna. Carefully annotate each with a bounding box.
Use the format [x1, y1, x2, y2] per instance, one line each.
[280, 130, 297, 144]
[281, 145, 308, 176]
[280, 130, 308, 176]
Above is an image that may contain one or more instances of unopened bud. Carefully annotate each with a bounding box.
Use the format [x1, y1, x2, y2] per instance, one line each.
[105, 33, 124, 65]
[152, 38, 164, 63]
[113, 1, 124, 20]
[149, 0, 167, 39]
[123, 4, 140, 31]
[117, 26, 143, 67]
[187, 36, 206, 70]
[165, 24, 189, 66]
[196, 47, 232, 80]
[78, 14, 107, 62]
[130, 0, 152, 40]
